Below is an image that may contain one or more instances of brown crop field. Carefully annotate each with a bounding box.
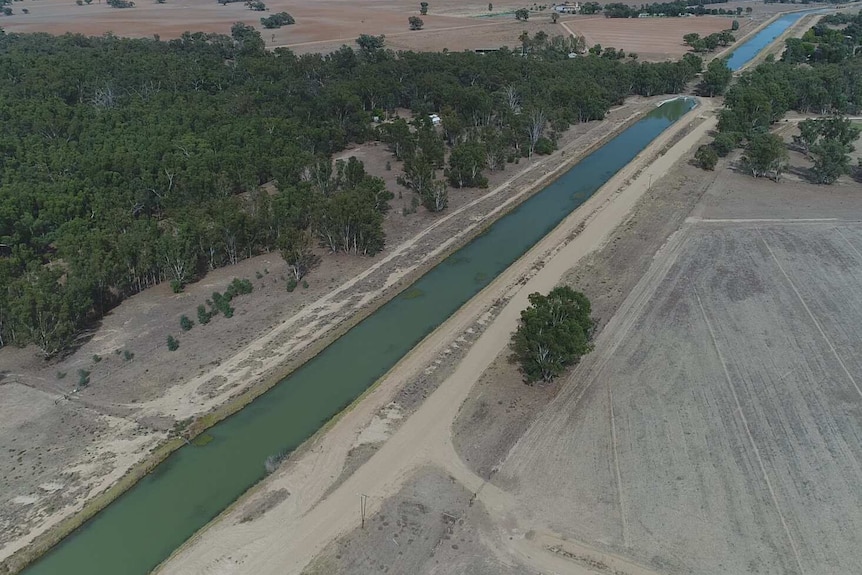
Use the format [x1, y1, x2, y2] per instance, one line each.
[0, 0, 765, 60]
[498, 216, 862, 574]
[564, 14, 739, 60]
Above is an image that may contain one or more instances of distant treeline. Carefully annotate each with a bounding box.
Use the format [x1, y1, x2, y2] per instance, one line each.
[0, 25, 702, 356]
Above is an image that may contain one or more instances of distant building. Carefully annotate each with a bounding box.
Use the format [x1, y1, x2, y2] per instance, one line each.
[554, 2, 580, 13]
[429, 114, 442, 126]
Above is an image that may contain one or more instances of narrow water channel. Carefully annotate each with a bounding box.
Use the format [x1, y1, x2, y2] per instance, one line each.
[22, 97, 694, 575]
[726, 9, 825, 71]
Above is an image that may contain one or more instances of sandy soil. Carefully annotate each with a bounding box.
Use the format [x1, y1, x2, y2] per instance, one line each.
[154, 100, 715, 575]
[0, 95, 664, 570]
[303, 466, 531, 575]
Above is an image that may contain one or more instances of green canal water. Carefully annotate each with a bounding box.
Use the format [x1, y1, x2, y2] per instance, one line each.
[23, 97, 695, 575]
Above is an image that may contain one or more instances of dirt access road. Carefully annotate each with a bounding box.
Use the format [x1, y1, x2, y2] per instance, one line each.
[157, 100, 718, 575]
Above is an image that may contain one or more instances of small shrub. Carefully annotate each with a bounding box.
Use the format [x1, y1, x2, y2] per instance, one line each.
[167, 335, 179, 351]
[694, 144, 718, 171]
[123, 350, 135, 361]
[301, 280, 309, 289]
[57, 371, 66, 380]
[286, 278, 297, 292]
[92, 354, 101, 363]
[170, 279, 183, 293]
[534, 137, 555, 155]
[197, 304, 211, 325]
[114, 349, 121, 355]
[385, 160, 392, 171]
[180, 315, 194, 331]
[77, 369, 90, 387]
[256, 271, 263, 279]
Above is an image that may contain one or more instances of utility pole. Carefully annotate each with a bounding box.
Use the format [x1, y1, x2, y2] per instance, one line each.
[360, 494, 368, 529]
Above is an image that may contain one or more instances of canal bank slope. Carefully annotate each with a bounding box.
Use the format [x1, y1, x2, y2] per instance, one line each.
[155, 99, 718, 575]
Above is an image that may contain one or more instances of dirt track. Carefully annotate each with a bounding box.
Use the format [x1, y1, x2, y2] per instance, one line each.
[155, 101, 716, 575]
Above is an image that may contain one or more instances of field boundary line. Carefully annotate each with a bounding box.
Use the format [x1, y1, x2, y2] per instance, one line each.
[694, 288, 805, 575]
[759, 232, 862, 402]
[608, 383, 629, 547]
[687, 217, 857, 224]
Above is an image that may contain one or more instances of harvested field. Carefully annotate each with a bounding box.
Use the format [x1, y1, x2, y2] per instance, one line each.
[564, 15, 741, 60]
[1, 0, 777, 60]
[498, 216, 862, 574]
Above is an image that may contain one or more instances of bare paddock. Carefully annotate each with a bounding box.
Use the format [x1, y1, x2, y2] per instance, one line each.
[499, 220, 862, 575]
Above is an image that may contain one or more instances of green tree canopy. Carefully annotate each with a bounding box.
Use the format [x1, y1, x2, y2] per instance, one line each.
[511, 286, 594, 384]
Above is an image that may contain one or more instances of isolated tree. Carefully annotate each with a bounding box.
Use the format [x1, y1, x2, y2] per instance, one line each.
[731, 19, 739, 31]
[745, 6, 752, 13]
[551, 11, 558, 23]
[260, 12, 295, 27]
[811, 138, 852, 184]
[695, 144, 718, 170]
[510, 286, 594, 384]
[408, 15, 424, 30]
[515, 7, 529, 20]
[488, 2, 492, 10]
[742, 133, 788, 181]
[736, 6, 743, 15]
[419, 1, 428, 14]
[700, 58, 732, 96]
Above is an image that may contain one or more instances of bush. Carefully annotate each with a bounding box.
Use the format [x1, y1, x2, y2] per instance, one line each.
[92, 354, 101, 363]
[180, 315, 194, 331]
[170, 279, 183, 293]
[123, 350, 135, 361]
[167, 335, 179, 351]
[301, 280, 309, 289]
[534, 137, 555, 155]
[57, 371, 66, 379]
[197, 304, 211, 325]
[286, 278, 297, 292]
[511, 286, 593, 383]
[694, 144, 718, 170]
[77, 369, 91, 387]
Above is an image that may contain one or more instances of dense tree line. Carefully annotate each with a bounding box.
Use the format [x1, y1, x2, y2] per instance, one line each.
[0, 25, 701, 356]
[602, 0, 729, 18]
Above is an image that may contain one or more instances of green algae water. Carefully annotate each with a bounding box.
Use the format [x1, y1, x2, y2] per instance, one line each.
[23, 97, 694, 575]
